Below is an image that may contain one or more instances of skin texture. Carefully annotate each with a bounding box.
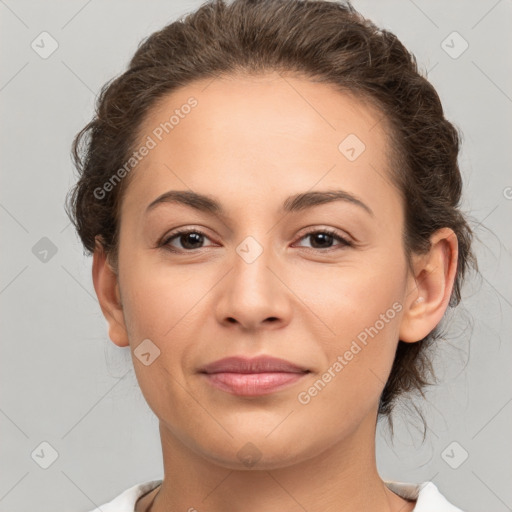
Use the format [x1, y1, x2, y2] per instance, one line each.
[92, 72, 458, 512]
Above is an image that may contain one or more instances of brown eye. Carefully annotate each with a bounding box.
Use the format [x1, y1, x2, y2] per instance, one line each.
[295, 229, 352, 250]
[160, 229, 214, 252]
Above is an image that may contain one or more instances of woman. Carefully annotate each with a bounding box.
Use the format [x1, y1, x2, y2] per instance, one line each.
[66, 0, 475, 510]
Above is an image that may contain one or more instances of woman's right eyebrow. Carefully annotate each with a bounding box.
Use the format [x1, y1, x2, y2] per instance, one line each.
[144, 188, 374, 218]
[145, 189, 222, 216]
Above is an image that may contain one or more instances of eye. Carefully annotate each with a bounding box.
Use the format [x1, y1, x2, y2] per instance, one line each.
[294, 228, 352, 251]
[159, 227, 352, 254]
[159, 228, 215, 252]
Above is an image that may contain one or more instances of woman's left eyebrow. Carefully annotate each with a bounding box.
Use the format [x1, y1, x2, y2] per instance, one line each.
[282, 190, 374, 216]
[145, 189, 374, 218]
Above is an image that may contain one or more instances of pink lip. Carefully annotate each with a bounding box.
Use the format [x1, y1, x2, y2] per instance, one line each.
[199, 356, 310, 396]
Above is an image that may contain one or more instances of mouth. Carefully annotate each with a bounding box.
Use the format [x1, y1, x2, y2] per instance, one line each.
[198, 356, 311, 397]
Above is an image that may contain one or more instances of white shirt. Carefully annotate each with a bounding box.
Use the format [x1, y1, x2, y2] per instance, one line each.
[87, 479, 465, 511]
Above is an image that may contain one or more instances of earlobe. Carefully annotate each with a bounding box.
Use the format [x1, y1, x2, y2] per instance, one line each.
[399, 228, 458, 343]
[91, 236, 130, 347]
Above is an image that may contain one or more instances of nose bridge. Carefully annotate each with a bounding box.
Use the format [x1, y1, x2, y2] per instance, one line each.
[214, 231, 291, 329]
[232, 233, 280, 304]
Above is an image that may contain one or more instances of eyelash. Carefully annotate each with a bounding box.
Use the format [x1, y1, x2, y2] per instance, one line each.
[158, 227, 353, 253]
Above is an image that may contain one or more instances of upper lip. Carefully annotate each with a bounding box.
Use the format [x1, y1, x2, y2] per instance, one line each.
[199, 356, 309, 374]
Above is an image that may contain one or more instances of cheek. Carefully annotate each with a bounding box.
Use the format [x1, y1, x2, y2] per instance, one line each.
[294, 297, 404, 437]
[299, 252, 406, 344]
[120, 258, 206, 341]
[299, 251, 407, 402]
[118, 262, 209, 411]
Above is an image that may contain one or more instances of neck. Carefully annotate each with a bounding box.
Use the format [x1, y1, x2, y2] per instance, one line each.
[147, 409, 414, 512]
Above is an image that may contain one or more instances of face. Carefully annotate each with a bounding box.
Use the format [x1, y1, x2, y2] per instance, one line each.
[106, 72, 414, 468]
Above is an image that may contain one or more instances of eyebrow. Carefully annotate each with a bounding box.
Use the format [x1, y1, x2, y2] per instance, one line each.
[145, 189, 374, 217]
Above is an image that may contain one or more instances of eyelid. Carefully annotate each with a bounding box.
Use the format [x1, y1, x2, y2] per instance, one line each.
[296, 225, 352, 240]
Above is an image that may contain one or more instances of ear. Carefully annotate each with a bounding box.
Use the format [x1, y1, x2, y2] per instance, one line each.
[91, 236, 130, 347]
[399, 228, 458, 343]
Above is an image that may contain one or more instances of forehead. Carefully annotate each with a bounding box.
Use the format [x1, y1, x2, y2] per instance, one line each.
[121, 72, 397, 218]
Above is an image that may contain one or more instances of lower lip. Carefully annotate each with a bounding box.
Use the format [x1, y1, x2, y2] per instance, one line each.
[201, 371, 308, 396]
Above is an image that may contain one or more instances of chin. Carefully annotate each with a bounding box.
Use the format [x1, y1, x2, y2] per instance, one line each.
[206, 448, 306, 471]
[195, 432, 316, 471]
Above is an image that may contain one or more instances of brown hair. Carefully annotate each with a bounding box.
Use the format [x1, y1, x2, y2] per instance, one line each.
[65, 0, 476, 422]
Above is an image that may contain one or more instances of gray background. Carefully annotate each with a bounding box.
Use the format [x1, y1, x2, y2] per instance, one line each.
[1, 0, 511, 511]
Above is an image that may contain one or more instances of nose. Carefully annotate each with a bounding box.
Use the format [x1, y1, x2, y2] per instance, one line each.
[214, 240, 293, 331]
